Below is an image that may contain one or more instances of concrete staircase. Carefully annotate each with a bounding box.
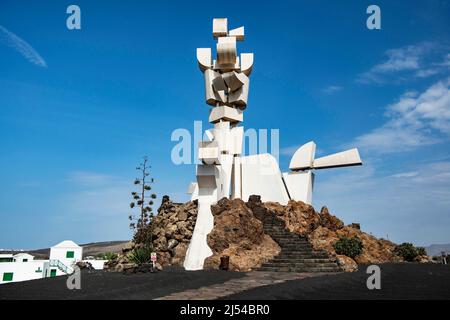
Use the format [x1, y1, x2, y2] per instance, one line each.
[256, 213, 340, 273]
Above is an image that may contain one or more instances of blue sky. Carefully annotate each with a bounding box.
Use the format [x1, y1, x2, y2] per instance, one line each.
[0, 0, 449, 249]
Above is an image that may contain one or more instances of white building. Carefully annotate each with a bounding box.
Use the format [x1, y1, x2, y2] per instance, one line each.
[0, 254, 14, 263]
[13, 253, 34, 262]
[0, 240, 107, 285]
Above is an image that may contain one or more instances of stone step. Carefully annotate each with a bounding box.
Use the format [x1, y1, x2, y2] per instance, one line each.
[272, 239, 309, 243]
[261, 262, 338, 268]
[273, 240, 308, 243]
[276, 246, 313, 250]
[256, 266, 340, 273]
[276, 254, 321, 258]
[273, 241, 311, 245]
[277, 250, 318, 254]
[277, 245, 313, 249]
[278, 249, 327, 254]
[275, 244, 313, 250]
[271, 258, 333, 263]
[257, 212, 340, 273]
[269, 236, 307, 241]
[265, 232, 305, 238]
[270, 236, 306, 240]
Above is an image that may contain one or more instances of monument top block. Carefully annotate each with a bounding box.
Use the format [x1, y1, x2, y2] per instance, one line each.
[197, 18, 253, 112]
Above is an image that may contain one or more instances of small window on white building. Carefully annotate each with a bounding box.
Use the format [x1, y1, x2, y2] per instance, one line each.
[3, 272, 13, 281]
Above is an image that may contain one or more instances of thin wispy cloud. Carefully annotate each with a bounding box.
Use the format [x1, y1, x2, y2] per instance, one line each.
[357, 42, 449, 84]
[68, 171, 116, 187]
[0, 25, 47, 67]
[389, 171, 419, 178]
[350, 77, 450, 154]
[323, 85, 342, 94]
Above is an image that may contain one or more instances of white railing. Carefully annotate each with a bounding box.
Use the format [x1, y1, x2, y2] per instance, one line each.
[49, 259, 74, 274]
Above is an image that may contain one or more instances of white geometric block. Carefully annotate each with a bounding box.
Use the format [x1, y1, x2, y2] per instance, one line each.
[223, 71, 247, 92]
[187, 182, 199, 201]
[196, 164, 218, 189]
[282, 171, 314, 205]
[230, 126, 244, 155]
[231, 156, 242, 199]
[212, 75, 227, 92]
[289, 141, 316, 171]
[217, 37, 237, 65]
[187, 182, 197, 194]
[198, 141, 219, 165]
[218, 154, 233, 199]
[209, 106, 243, 123]
[240, 53, 254, 76]
[204, 69, 226, 105]
[229, 26, 244, 41]
[313, 148, 362, 169]
[241, 154, 290, 205]
[212, 121, 231, 153]
[213, 57, 240, 71]
[196, 48, 212, 72]
[228, 76, 249, 109]
[204, 129, 215, 141]
[213, 18, 228, 39]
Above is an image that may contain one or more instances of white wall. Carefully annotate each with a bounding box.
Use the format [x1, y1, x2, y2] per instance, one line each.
[0, 261, 46, 285]
[283, 171, 315, 204]
[241, 154, 290, 204]
[82, 260, 106, 270]
[50, 246, 82, 268]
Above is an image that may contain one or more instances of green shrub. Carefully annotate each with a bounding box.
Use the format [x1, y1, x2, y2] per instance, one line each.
[333, 236, 363, 258]
[96, 252, 118, 261]
[416, 247, 427, 256]
[394, 243, 419, 261]
[128, 246, 152, 264]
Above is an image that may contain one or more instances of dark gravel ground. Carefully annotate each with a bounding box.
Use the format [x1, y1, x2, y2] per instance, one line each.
[224, 263, 450, 300]
[0, 266, 245, 300]
[1, 264, 449, 300]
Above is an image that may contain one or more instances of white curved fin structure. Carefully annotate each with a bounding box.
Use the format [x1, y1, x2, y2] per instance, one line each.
[197, 48, 211, 72]
[240, 53, 254, 76]
[313, 148, 362, 169]
[289, 141, 316, 171]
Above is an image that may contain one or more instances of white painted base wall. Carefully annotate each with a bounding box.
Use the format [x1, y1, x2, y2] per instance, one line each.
[0, 259, 106, 285]
[0, 261, 45, 284]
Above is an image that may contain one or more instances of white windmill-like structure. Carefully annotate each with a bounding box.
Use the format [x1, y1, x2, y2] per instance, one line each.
[183, 18, 362, 270]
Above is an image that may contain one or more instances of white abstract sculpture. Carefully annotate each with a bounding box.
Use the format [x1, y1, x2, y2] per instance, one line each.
[183, 18, 362, 271]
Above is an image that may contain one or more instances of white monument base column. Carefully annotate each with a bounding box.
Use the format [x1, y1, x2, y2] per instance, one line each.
[183, 199, 215, 270]
[183, 164, 218, 271]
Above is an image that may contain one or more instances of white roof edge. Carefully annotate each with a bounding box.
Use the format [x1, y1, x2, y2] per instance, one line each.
[52, 240, 81, 248]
